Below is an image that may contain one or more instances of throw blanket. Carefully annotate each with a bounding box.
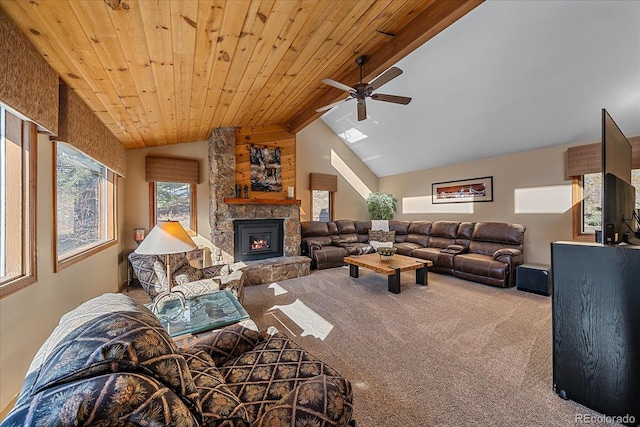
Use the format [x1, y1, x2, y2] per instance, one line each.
[371, 220, 389, 231]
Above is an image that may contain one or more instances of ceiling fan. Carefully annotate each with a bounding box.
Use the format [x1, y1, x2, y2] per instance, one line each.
[316, 55, 412, 121]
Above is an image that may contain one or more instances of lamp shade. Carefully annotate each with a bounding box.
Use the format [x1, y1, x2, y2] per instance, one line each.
[134, 221, 197, 255]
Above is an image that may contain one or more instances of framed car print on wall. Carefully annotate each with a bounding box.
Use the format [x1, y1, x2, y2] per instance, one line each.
[432, 176, 493, 204]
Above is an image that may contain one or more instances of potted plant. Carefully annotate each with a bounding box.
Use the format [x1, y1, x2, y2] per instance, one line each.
[366, 192, 397, 220]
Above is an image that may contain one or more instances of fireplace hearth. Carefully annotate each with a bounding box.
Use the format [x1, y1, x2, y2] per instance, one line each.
[234, 219, 284, 262]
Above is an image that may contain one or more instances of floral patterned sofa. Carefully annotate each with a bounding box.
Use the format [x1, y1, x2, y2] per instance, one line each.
[1, 293, 355, 426]
[129, 252, 246, 303]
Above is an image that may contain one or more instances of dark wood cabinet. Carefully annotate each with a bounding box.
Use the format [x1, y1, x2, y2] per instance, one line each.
[552, 242, 640, 423]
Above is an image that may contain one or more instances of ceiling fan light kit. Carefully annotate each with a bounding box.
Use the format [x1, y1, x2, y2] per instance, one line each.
[317, 55, 412, 121]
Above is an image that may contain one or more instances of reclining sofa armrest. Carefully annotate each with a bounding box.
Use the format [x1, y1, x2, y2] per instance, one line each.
[493, 248, 524, 286]
[492, 248, 522, 260]
[305, 239, 324, 249]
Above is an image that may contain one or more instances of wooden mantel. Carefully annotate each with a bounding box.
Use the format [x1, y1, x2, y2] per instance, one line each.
[223, 197, 301, 206]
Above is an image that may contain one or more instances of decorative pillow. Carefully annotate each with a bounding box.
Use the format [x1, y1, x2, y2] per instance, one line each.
[181, 348, 250, 427]
[175, 270, 205, 286]
[154, 259, 168, 287]
[380, 230, 396, 243]
[174, 278, 221, 297]
[368, 230, 383, 242]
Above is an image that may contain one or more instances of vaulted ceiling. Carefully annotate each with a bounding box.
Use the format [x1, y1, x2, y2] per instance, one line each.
[0, 0, 481, 149]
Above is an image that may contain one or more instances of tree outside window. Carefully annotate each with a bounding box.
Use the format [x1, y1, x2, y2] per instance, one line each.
[55, 141, 116, 266]
[152, 181, 196, 235]
[581, 170, 639, 234]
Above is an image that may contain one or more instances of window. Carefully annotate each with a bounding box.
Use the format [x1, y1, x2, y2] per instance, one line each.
[309, 173, 337, 222]
[575, 170, 640, 238]
[151, 181, 197, 235]
[312, 189, 333, 222]
[55, 141, 116, 269]
[1, 107, 37, 297]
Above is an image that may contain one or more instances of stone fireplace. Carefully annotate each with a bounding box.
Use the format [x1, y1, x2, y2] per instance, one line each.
[208, 127, 301, 264]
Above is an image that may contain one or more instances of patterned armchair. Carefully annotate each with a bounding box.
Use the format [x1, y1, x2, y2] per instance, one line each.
[128, 252, 246, 303]
[1, 293, 355, 427]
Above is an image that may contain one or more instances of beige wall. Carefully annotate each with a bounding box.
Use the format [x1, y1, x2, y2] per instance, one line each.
[0, 134, 124, 412]
[379, 144, 576, 265]
[123, 141, 214, 264]
[296, 120, 378, 221]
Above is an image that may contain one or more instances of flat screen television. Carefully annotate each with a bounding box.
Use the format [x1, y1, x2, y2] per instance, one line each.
[601, 109, 637, 244]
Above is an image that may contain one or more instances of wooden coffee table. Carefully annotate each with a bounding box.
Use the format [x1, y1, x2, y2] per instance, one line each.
[343, 253, 433, 294]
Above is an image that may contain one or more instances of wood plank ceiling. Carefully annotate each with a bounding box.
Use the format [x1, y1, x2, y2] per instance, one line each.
[1, 0, 482, 149]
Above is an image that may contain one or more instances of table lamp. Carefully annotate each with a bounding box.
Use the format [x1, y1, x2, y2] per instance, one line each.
[134, 220, 197, 312]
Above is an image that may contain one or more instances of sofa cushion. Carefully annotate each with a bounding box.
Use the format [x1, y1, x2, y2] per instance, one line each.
[405, 221, 431, 247]
[472, 222, 525, 245]
[430, 221, 460, 238]
[389, 221, 410, 242]
[453, 253, 508, 281]
[301, 221, 330, 237]
[190, 322, 262, 367]
[411, 247, 455, 269]
[335, 220, 356, 234]
[23, 309, 202, 419]
[392, 242, 418, 256]
[154, 255, 198, 287]
[253, 374, 351, 427]
[3, 373, 201, 427]
[182, 347, 250, 426]
[354, 220, 372, 234]
[218, 332, 353, 424]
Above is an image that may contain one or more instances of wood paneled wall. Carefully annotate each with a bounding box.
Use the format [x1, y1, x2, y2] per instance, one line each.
[235, 124, 296, 200]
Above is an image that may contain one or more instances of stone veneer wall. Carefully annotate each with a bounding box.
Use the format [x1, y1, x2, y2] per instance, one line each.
[208, 127, 301, 264]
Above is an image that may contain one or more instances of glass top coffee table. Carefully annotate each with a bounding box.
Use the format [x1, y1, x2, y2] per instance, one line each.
[147, 289, 249, 337]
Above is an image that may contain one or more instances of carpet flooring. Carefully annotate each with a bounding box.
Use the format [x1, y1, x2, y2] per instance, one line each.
[125, 268, 617, 426]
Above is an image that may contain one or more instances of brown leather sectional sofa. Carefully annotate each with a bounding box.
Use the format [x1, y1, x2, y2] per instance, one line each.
[300, 219, 526, 288]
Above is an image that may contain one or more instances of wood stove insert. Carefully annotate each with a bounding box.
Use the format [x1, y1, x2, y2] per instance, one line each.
[234, 219, 284, 261]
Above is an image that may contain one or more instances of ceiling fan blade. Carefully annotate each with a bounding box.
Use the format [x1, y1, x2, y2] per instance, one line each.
[357, 99, 367, 121]
[371, 93, 412, 105]
[316, 97, 352, 112]
[368, 67, 403, 91]
[321, 78, 355, 93]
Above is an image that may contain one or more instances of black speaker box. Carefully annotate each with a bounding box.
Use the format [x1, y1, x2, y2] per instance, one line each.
[516, 264, 551, 296]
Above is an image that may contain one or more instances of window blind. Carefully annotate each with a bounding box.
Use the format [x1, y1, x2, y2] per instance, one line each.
[566, 136, 640, 177]
[309, 173, 338, 192]
[145, 156, 200, 184]
[56, 85, 126, 177]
